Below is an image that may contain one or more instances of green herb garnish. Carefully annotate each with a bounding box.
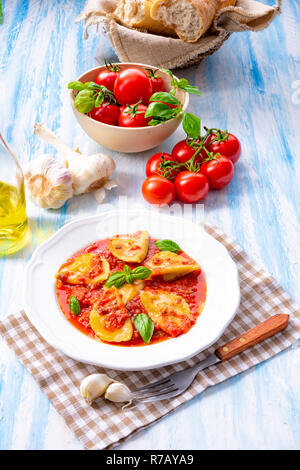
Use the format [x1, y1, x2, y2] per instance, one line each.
[155, 239, 181, 253]
[69, 295, 81, 316]
[68, 81, 117, 113]
[105, 265, 152, 289]
[133, 314, 154, 344]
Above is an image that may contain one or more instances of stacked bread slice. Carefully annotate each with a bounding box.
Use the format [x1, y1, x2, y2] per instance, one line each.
[113, 0, 237, 43]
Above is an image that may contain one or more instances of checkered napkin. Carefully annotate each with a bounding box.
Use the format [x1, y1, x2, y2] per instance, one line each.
[0, 223, 299, 450]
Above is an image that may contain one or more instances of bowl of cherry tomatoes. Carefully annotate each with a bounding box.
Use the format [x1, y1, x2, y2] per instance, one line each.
[142, 127, 241, 205]
[69, 63, 189, 153]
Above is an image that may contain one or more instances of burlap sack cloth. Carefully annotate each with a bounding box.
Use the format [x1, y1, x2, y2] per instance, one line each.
[0, 223, 299, 450]
[76, 0, 281, 68]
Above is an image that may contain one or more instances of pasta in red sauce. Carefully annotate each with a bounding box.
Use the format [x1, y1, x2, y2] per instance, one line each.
[55, 234, 206, 347]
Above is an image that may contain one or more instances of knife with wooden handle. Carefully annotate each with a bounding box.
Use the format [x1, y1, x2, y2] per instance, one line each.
[188, 314, 290, 375]
[215, 313, 289, 361]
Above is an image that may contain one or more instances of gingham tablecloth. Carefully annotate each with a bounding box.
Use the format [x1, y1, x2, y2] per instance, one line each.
[1, 223, 299, 450]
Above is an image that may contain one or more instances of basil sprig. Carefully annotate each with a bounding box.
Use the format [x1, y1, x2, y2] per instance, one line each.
[155, 239, 181, 253]
[145, 70, 201, 126]
[145, 101, 181, 126]
[161, 69, 201, 96]
[105, 265, 152, 289]
[133, 314, 154, 344]
[68, 81, 116, 113]
[69, 295, 81, 316]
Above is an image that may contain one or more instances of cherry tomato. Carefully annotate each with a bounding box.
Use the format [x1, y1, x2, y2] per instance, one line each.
[200, 155, 234, 189]
[174, 171, 209, 203]
[145, 153, 179, 181]
[95, 66, 120, 93]
[142, 176, 175, 206]
[114, 68, 153, 106]
[172, 139, 203, 164]
[118, 102, 150, 127]
[88, 103, 120, 126]
[204, 133, 241, 164]
[146, 68, 165, 94]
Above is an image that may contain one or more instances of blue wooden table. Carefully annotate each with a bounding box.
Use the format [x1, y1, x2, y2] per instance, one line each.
[0, 0, 299, 450]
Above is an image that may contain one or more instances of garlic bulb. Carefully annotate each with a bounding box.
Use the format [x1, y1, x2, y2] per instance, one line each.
[24, 154, 73, 209]
[80, 373, 114, 404]
[104, 382, 133, 405]
[34, 123, 116, 195]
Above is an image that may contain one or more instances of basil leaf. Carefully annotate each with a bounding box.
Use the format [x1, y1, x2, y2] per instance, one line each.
[69, 295, 81, 316]
[155, 239, 181, 253]
[149, 92, 180, 106]
[95, 92, 104, 108]
[123, 265, 131, 274]
[125, 273, 134, 284]
[131, 266, 152, 280]
[105, 272, 126, 288]
[86, 82, 103, 91]
[133, 314, 154, 344]
[123, 265, 134, 284]
[182, 113, 201, 139]
[178, 79, 201, 95]
[74, 89, 95, 114]
[148, 118, 165, 126]
[0, 0, 3, 24]
[160, 68, 173, 77]
[106, 265, 152, 288]
[68, 81, 86, 91]
[144, 102, 177, 120]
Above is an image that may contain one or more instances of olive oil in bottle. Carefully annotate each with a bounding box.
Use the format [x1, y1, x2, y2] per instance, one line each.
[0, 132, 30, 256]
[0, 180, 29, 255]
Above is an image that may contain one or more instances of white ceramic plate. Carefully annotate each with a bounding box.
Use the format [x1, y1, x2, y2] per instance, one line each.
[24, 210, 240, 371]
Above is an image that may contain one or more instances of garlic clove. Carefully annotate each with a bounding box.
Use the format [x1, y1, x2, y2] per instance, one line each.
[104, 382, 133, 404]
[93, 179, 118, 204]
[80, 373, 114, 404]
[23, 154, 73, 209]
[66, 152, 116, 195]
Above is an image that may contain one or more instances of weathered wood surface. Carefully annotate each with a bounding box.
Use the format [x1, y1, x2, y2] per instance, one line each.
[0, 0, 299, 450]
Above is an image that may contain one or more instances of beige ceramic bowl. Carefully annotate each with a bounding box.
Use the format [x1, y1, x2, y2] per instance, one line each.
[70, 63, 189, 153]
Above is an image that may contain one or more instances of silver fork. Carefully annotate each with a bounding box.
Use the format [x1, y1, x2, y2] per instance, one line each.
[131, 314, 289, 403]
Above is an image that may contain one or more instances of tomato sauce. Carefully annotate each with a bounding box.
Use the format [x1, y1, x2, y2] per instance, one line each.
[56, 237, 206, 346]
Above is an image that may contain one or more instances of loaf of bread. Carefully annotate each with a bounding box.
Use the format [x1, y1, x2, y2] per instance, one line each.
[150, 0, 219, 43]
[113, 0, 176, 36]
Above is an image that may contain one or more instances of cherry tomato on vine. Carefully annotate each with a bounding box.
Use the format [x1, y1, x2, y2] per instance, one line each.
[146, 68, 165, 94]
[172, 139, 203, 165]
[200, 155, 234, 189]
[118, 102, 150, 127]
[142, 176, 175, 206]
[174, 171, 209, 203]
[95, 63, 120, 93]
[145, 153, 179, 181]
[114, 68, 153, 106]
[88, 103, 120, 125]
[204, 133, 241, 164]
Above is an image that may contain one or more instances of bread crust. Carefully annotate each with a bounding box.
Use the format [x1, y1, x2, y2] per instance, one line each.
[113, 0, 176, 36]
[151, 0, 219, 43]
[218, 0, 237, 10]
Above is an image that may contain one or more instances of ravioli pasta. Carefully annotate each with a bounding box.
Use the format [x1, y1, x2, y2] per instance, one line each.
[145, 250, 200, 281]
[56, 253, 110, 285]
[55, 232, 206, 346]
